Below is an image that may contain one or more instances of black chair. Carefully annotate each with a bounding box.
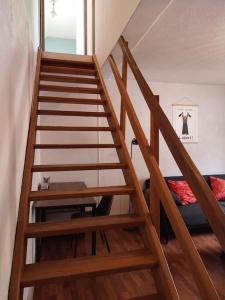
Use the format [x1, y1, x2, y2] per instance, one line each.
[94, 195, 113, 253]
[95, 195, 113, 217]
[71, 195, 113, 254]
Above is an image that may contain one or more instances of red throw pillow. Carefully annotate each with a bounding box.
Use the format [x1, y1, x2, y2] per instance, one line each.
[167, 180, 197, 205]
[209, 176, 225, 201]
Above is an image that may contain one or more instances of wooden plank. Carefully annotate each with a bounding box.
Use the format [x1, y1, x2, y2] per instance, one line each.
[38, 96, 105, 105]
[40, 74, 99, 85]
[41, 65, 96, 76]
[119, 36, 225, 254]
[36, 125, 115, 131]
[8, 49, 42, 300]
[31, 162, 128, 172]
[94, 55, 180, 300]
[37, 110, 110, 117]
[108, 53, 219, 300]
[21, 250, 158, 287]
[150, 95, 160, 235]
[39, 84, 102, 94]
[25, 214, 145, 238]
[29, 185, 135, 201]
[34, 143, 120, 149]
[42, 52, 93, 63]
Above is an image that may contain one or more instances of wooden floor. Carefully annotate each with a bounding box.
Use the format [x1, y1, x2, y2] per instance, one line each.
[33, 227, 225, 300]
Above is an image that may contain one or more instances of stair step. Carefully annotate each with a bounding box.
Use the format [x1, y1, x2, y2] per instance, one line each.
[37, 110, 110, 117]
[41, 56, 95, 69]
[41, 65, 96, 76]
[21, 249, 158, 287]
[34, 143, 121, 149]
[25, 214, 145, 238]
[38, 96, 106, 105]
[31, 163, 128, 172]
[29, 185, 135, 201]
[35, 125, 115, 131]
[40, 74, 99, 85]
[39, 84, 102, 94]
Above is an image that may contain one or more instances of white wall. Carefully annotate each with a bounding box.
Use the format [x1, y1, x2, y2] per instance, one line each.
[0, 1, 39, 299]
[95, 0, 141, 65]
[102, 77, 225, 191]
[87, 0, 93, 55]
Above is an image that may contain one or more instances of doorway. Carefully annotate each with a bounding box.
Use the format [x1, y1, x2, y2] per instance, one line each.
[40, 0, 87, 55]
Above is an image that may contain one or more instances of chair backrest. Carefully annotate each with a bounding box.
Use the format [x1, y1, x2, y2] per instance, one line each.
[96, 195, 113, 216]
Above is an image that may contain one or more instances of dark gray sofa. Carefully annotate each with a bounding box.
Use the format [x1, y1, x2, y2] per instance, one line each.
[143, 174, 225, 242]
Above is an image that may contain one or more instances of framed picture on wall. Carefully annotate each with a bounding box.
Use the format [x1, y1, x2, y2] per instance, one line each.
[172, 104, 198, 143]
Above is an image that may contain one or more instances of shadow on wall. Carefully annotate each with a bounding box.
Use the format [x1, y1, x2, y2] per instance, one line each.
[0, 10, 38, 298]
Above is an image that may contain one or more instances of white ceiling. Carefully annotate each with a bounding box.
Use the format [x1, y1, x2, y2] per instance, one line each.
[110, 0, 225, 85]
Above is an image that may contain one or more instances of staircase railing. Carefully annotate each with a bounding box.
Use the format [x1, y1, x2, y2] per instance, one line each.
[107, 36, 223, 300]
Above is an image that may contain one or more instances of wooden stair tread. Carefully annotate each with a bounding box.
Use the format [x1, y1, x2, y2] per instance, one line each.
[29, 185, 135, 201]
[41, 65, 96, 76]
[41, 53, 94, 66]
[38, 96, 106, 105]
[25, 214, 145, 238]
[40, 74, 99, 85]
[21, 249, 158, 287]
[37, 110, 110, 117]
[31, 163, 128, 172]
[34, 143, 121, 149]
[39, 84, 102, 94]
[36, 126, 115, 131]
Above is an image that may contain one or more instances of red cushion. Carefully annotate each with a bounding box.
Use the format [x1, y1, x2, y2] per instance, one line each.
[167, 180, 197, 205]
[209, 176, 225, 201]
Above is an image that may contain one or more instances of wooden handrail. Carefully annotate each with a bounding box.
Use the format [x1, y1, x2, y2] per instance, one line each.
[120, 40, 128, 136]
[108, 54, 219, 300]
[8, 48, 42, 300]
[93, 55, 180, 300]
[118, 36, 225, 252]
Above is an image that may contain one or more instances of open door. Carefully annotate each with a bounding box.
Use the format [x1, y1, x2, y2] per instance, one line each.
[40, 0, 87, 54]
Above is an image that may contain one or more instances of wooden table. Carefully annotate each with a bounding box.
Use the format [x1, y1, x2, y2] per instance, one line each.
[33, 182, 97, 261]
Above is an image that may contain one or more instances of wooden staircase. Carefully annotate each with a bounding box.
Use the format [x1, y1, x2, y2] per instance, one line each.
[8, 50, 220, 300]
[8, 51, 179, 300]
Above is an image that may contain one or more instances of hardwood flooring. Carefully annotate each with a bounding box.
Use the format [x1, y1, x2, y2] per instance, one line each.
[33, 227, 225, 300]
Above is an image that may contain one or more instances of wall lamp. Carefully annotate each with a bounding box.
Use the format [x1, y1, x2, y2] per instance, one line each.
[130, 138, 138, 159]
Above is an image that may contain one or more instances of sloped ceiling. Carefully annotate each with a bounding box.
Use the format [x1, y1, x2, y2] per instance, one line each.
[111, 0, 225, 85]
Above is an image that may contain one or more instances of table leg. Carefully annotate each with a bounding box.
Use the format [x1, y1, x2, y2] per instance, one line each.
[35, 208, 41, 262]
[35, 207, 46, 262]
[92, 205, 96, 256]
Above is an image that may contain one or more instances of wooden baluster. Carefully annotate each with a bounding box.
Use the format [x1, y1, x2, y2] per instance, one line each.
[150, 95, 160, 236]
[120, 42, 128, 136]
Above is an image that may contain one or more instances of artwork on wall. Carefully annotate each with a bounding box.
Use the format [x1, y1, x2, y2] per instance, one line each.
[172, 104, 198, 143]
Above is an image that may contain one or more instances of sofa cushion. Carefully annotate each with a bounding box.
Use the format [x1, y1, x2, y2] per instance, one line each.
[219, 201, 225, 212]
[178, 204, 208, 226]
[167, 180, 197, 205]
[209, 176, 225, 201]
[170, 190, 183, 206]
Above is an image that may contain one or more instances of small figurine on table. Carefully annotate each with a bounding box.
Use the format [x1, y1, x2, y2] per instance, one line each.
[38, 177, 50, 190]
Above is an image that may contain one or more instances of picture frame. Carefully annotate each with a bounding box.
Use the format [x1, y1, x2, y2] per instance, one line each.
[172, 104, 198, 143]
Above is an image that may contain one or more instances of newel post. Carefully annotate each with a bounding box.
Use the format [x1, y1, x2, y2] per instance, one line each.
[120, 42, 128, 136]
[149, 95, 160, 236]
